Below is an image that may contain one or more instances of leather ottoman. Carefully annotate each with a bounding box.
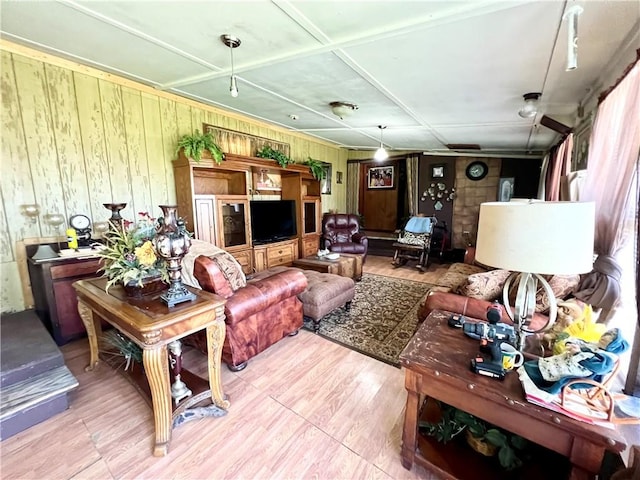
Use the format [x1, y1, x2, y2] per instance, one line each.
[294, 269, 355, 332]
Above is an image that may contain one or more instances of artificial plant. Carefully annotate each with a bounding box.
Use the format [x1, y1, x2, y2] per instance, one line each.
[302, 157, 326, 180]
[176, 130, 224, 164]
[256, 145, 294, 168]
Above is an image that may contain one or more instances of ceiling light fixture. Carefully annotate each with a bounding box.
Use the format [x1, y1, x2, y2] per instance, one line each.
[329, 101, 358, 120]
[221, 34, 241, 98]
[374, 125, 388, 161]
[564, 5, 584, 71]
[518, 92, 541, 118]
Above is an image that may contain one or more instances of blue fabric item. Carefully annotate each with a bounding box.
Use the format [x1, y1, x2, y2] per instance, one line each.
[602, 328, 629, 354]
[405, 216, 432, 234]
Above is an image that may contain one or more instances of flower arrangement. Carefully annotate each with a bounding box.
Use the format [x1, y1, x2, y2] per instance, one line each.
[98, 212, 169, 291]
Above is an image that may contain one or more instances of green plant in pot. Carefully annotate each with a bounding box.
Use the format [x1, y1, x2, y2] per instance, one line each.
[419, 402, 528, 471]
[176, 130, 224, 164]
[256, 145, 293, 168]
[302, 157, 326, 180]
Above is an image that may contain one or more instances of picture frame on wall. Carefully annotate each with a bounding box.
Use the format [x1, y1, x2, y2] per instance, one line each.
[431, 164, 445, 178]
[498, 177, 515, 202]
[367, 166, 394, 189]
[572, 118, 592, 171]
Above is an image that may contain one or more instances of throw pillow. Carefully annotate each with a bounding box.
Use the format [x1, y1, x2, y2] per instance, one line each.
[455, 269, 512, 301]
[209, 252, 247, 291]
[508, 274, 580, 314]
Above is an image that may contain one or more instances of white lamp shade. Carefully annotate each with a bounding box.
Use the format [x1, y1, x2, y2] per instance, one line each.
[475, 200, 595, 275]
[374, 147, 388, 161]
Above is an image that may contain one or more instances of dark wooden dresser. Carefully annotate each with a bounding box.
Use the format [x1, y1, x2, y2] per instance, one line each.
[27, 249, 103, 345]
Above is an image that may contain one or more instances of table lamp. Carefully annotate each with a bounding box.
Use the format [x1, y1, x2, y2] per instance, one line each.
[475, 200, 595, 350]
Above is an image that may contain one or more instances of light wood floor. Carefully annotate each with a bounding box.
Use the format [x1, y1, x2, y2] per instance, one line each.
[1, 256, 636, 479]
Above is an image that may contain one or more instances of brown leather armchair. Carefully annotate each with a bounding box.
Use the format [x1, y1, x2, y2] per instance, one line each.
[185, 255, 308, 371]
[321, 213, 368, 260]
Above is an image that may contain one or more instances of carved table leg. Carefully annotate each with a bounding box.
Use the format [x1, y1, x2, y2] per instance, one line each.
[143, 345, 172, 457]
[401, 387, 419, 470]
[206, 309, 230, 410]
[77, 300, 102, 371]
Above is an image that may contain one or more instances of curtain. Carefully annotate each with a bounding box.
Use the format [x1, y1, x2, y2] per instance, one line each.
[544, 134, 573, 201]
[406, 155, 420, 216]
[346, 162, 360, 215]
[573, 59, 640, 315]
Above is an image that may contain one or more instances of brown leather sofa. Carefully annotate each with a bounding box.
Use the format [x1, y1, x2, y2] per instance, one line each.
[321, 213, 368, 260]
[185, 255, 308, 371]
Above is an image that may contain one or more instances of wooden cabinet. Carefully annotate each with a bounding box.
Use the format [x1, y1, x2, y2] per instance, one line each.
[173, 150, 321, 273]
[253, 239, 298, 271]
[27, 252, 103, 345]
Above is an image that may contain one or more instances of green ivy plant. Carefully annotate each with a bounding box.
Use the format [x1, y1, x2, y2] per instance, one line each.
[302, 157, 326, 180]
[419, 402, 528, 471]
[256, 145, 294, 168]
[176, 130, 224, 164]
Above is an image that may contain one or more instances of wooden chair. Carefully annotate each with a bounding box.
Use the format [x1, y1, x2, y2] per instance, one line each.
[391, 216, 436, 272]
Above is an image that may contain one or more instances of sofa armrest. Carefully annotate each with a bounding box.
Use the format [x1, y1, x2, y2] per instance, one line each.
[225, 269, 307, 326]
[352, 232, 368, 246]
[418, 291, 549, 332]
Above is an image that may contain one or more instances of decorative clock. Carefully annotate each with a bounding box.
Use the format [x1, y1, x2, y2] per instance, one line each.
[465, 161, 488, 181]
[69, 214, 92, 247]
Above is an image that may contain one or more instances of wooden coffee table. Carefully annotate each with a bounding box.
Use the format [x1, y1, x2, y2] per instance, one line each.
[292, 253, 363, 280]
[400, 309, 626, 480]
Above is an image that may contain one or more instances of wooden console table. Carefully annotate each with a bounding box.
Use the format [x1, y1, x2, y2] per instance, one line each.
[400, 309, 626, 480]
[73, 278, 230, 457]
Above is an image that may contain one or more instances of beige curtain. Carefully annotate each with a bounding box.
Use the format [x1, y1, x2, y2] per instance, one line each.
[346, 162, 360, 214]
[406, 155, 420, 216]
[544, 134, 573, 201]
[573, 59, 640, 314]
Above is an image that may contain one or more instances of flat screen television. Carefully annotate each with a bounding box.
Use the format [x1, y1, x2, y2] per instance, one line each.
[250, 200, 297, 245]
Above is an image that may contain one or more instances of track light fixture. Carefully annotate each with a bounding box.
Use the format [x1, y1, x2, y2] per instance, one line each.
[518, 92, 541, 118]
[564, 5, 584, 71]
[329, 101, 358, 120]
[221, 34, 241, 98]
[374, 125, 388, 161]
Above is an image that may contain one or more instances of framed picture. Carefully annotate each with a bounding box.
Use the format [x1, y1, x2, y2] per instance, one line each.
[320, 163, 332, 195]
[572, 118, 592, 171]
[498, 177, 515, 202]
[367, 166, 394, 189]
[336, 171, 343, 184]
[431, 164, 445, 178]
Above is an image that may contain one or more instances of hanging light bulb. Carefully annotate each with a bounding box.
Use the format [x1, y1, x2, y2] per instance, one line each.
[221, 34, 241, 98]
[374, 125, 388, 161]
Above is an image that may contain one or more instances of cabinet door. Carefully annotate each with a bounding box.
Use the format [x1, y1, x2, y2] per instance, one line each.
[215, 196, 251, 251]
[194, 196, 216, 244]
[303, 198, 321, 235]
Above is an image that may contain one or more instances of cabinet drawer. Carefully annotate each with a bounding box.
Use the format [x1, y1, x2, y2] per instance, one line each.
[267, 244, 295, 267]
[50, 258, 102, 280]
[231, 250, 253, 275]
[302, 236, 320, 258]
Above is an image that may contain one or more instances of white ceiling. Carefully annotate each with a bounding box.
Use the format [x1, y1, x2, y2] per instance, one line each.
[2, 1, 639, 156]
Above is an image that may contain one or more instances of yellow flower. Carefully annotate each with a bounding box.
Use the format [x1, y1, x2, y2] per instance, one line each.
[135, 241, 157, 266]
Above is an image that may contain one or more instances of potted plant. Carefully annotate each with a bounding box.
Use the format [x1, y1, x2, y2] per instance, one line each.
[256, 145, 294, 168]
[176, 130, 224, 164]
[302, 157, 326, 180]
[419, 402, 528, 471]
[97, 212, 169, 295]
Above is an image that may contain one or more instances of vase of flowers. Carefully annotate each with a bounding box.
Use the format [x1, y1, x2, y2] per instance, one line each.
[98, 212, 169, 296]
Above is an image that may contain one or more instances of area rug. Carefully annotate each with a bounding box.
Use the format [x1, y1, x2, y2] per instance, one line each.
[302, 273, 435, 367]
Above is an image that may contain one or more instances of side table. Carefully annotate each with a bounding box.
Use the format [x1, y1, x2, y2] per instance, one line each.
[399, 309, 626, 480]
[73, 277, 230, 457]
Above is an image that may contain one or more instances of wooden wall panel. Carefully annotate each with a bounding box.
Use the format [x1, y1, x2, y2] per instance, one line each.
[73, 72, 111, 221]
[122, 87, 152, 215]
[0, 44, 347, 313]
[45, 64, 89, 219]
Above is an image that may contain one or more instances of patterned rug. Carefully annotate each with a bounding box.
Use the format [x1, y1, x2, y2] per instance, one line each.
[302, 273, 435, 367]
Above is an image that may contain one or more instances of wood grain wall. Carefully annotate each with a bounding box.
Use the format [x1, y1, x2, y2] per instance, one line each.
[0, 41, 348, 313]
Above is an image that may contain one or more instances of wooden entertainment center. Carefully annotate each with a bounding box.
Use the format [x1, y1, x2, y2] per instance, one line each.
[173, 151, 322, 274]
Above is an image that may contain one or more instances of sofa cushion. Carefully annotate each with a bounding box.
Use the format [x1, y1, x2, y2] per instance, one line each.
[435, 262, 487, 290]
[454, 269, 512, 301]
[182, 239, 246, 292]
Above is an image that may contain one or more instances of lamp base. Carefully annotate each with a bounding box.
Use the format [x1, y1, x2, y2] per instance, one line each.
[160, 284, 196, 308]
[502, 272, 557, 351]
[31, 244, 58, 260]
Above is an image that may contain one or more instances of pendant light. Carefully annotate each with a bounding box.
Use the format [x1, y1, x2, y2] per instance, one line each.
[564, 5, 584, 71]
[221, 34, 241, 98]
[374, 125, 388, 161]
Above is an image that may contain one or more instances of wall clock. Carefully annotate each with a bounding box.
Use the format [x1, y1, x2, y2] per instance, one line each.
[465, 161, 488, 181]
